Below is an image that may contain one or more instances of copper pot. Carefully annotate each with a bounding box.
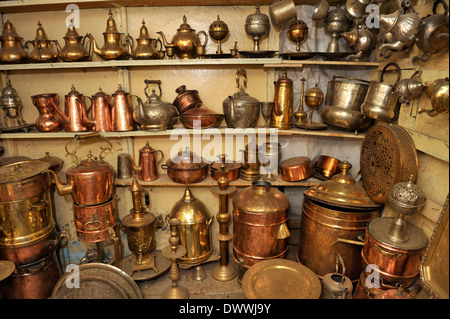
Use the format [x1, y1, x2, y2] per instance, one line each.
[49, 151, 114, 206]
[179, 104, 224, 129]
[210, 161, 241, 181]
[73, 197, 118, 243]
[172, 85, 202, 114]
[232, 181, 290, 278]
[31, 93, 65, 132]
[0, 250, 62, 299]
[298, 196, 380, 282]
[313, 155, 341, 180]
[161, 147, 208, 184]
[279, 156, 313, 182]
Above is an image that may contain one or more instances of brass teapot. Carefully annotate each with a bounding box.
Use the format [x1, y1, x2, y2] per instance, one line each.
[158, 15, 207, 59]
[25, 21, 58, 63]
[0, 20, 29, 64]
[55, 20, 92, 62]
[419, 77, 449, 117]
[129, 20, 162, 60]
[87, 10, 132, 60]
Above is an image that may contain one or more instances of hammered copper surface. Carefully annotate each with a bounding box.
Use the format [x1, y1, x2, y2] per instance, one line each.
[242, 259, 321, 299]
[297, 196, 379, 282]
[279, 156, 313, 182]
[360, 124, 419, 204]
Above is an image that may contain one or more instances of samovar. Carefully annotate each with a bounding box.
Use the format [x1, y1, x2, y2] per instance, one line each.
[169, 188, 213, 264]
[0, 20, 28, 64]
[120, 177, 160, 273]
[0, 80, 31, 132]
[270, 70, 294, 130]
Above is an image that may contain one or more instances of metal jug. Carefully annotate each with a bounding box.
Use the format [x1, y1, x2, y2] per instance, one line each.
[270, 70, 294, 130]
[109, 84, 137, 131]
[31, 93, 64, 132]
[223, 68, 260, 128]
[90, 88, 112, 132]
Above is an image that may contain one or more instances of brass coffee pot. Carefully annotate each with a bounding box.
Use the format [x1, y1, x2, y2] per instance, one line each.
[270, 70, 294, 130]
[0, 20, 28, 64]
[129, 20, 162, 60]
[55, 20, 92, 62]
[26, 21, 58, 63]
[87, 10, 132, 60]
[158, 15, 208, 59]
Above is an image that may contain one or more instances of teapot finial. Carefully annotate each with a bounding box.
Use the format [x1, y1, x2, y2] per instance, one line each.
[183, 15, 187, 23]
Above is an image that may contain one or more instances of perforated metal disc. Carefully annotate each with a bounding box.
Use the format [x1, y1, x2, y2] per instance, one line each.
[360, 125, 418, 204]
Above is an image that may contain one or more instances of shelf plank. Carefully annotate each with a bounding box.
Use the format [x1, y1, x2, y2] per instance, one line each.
[0, 1, 345, 14]
[264, 60, 381, 68]
[114, 173, 322, 188]
[0, 126, 365, 139]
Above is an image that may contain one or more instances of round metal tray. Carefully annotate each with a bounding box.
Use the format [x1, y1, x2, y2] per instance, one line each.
[51, 263, 144, 299]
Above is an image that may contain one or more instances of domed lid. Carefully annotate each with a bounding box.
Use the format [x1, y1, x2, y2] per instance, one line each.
[1, 20, 21, 39]
[66, 84, 83, 97]
[389, 175, 426, 212]
[245, 6, 270, 26]
[64, 20, 82, 38]
[304, 161, 381, 209]
[209, 15, 229, 32]
[169, 187, 211, 224]
[92, 87, 108, 98]
[325, 8, 349, 22]
[139, 141, 157, 154]
[182, 104, 221, 117]
[105, 10, 120, 33]
[112, 84, 128, 96]
[305, 82, 324, 98]
[166, 147, 207, 170]
[137, 20, 150, 40]
[67, 151, 113, 176]
[34, 21, 49, 41]
[0, 160, 50, 184]
[177, 15, 195, 32]
[1, 81, 19, 98]
[233, 181, 290, 214]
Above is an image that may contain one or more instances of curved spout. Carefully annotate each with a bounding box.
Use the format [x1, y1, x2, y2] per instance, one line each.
[50, 99, 69, 124]
[86, 33, 102, 57]
[156, 31, 173, 48]
[46, 169, 73, 196]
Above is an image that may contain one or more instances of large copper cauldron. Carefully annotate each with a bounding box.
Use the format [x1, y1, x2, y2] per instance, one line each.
[232, 181, 290, 280]
[298, 161, 381, 282]
[0, 250, 62, 299]
[0, 160, 58, 265]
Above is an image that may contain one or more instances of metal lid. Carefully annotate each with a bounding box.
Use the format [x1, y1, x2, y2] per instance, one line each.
[66, 84, 83, 97]
[92, 87, 108, 98]
[0, 20, 21, 40]
[139, 141, 157, 154]
[105, 10, 120, 33]
[182, 104, 221, 116]
[122, 211, 155, 228]
[389, 175, 426, 214]
[245, 6, 270, 26]
[67, 152, 113, 175]
[169, 187, 211, 224]
[368, 217, 428, 251]
[304, 161, 381, 209]
[64, 20, 82, 38]
[34, 21, 49, 41]
[209, 15, 229, 33]
[166, 147, 207, 171]
[0, 160, 50, 184]
[137, 20, 151, 39]
[177, 15, 195, 32]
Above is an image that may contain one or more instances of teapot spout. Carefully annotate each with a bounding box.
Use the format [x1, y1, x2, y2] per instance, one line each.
[86, 33, 102, 57]
[156, 31, 173, 48]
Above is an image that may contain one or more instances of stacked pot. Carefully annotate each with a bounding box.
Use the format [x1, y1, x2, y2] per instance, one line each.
[0, 160, 62, 299]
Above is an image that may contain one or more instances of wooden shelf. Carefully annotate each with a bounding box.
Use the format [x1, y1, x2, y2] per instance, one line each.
[264, 60, 381, 68]
[0, 126, 366, 140]
[0, 1, 345, 14]
[114, 173, 322, 188]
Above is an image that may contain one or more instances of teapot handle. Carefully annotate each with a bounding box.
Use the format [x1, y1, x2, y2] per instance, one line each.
[82, 33, 94, 61]
[379, 62, 402, 84]
[433, 0, 448, 15]
[197, 30, 208, 47]
[153, 38, 163, 52]
[144, 79, 162, 98]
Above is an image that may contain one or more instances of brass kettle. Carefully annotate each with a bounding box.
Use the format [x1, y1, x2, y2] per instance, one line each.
[129, 20, 162, 60]
[87, 10, 132, 60]
[25, 21, 58, 63]
[419, 77, 449, 117]
[158, 15, 208, 59]
[0, 20, 29, 64]
[55, 20, 92, 62]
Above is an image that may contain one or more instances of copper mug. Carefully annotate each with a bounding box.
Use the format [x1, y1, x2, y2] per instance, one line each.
[31, 93, 65, 132]
[117, 142, 164, 181]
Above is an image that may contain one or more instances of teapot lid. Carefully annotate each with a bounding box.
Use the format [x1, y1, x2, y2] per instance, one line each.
[67, 84, 83, 96]
[304, 161, 381, 209]
[112, 84, 128, 96]
[177, 15, 195, 32]
[139, 141, 157, 153]
[105, 10, 120, 33]
[68, 151, 113, 175]
[92, 87, 108, 98]
[64, 20, 82, 38]
[35, 21, 49, 41]
[1, 20, 21, 39]
[137, 20, 151, 40]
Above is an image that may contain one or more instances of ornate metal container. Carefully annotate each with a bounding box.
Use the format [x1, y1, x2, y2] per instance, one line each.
[232, 181, 290, 279]
[169, 188, 213, 264]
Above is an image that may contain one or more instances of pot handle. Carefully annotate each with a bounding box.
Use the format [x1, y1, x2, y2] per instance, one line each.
[64, 132, 113, 164]
[144, 79, 162, 99]
[433, 0, 449, 15]
[161, 164, 169, 170]
[330, 233, 365, 247]
[379, 62, 402, 84]
[156, 150, 164, 163]
[197, 30, 208, 47]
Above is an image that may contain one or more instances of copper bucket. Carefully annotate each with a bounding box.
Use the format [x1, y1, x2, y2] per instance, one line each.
[297, 196, 379, 282]
[0, 250, 62, 299]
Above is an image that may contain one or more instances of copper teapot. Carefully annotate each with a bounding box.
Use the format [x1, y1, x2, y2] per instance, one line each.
[55, 20, 92, 62]
[158, 15, 208, 59]
[118, 142, 164, 182]
[129, 20, 162, 60]
[87, 10, 132, 60]
[52, 85, 94, 132]
[90, 87, 112, 132]
[0, 20, 29, 64]
[25, 21, 58, 63]
[109, 84, 137, 131]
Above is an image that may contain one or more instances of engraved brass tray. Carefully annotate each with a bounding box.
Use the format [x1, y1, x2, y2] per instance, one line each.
[242, 259, 321, 299]
[51, 263, 144, 299]
[420, 196, 449, 299]
[360, 124, 418, 204]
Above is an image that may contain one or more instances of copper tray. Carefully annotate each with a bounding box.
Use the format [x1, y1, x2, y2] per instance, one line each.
[360, 125, 418, 204]
[51, 263, 143, 299]
[242, 259, 321, 299]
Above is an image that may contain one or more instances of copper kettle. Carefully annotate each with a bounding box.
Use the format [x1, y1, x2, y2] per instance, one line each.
[52, 85, 94, 132]
[55, 20, 92, 62]
[129, 20, 162, 60]
[25, 21, 58, 63]
[87, 10, 132, 60]
[0, 20, 29, 64]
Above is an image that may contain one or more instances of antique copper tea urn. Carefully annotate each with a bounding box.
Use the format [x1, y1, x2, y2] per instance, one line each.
[232, 181, 290, 282]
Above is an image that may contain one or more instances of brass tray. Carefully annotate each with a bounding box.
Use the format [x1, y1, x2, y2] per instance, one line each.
[242, 259, 321, 299]
[51, 263, 144, 299]
[420, 196, 449, 299]
[238, 50, 278, 58]
[0, 260, 15, 281]
[280, 52, 315, 60]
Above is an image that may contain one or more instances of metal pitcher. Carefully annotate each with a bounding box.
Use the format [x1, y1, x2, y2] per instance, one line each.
[270, 70, 294, 130]
[90, 88, 112, 132]
[31, 93, 64, 132]
[109, 84, 137, 131]
[361, 62, 401, 123]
